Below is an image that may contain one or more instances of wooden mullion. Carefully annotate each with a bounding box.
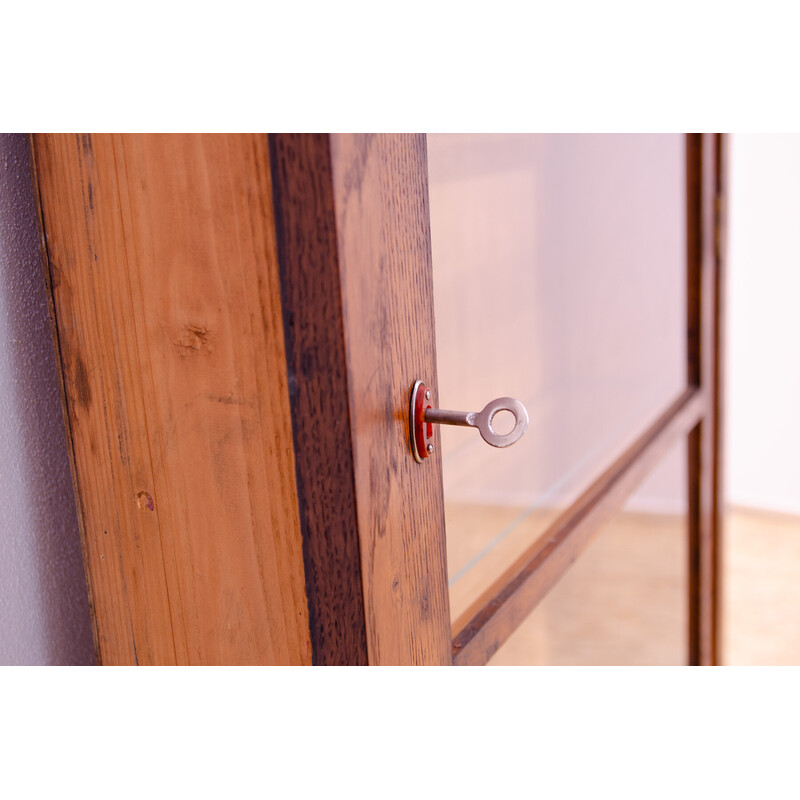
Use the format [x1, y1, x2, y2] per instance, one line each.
[687, 133, 703, 664]
[687, 133, 725, 665]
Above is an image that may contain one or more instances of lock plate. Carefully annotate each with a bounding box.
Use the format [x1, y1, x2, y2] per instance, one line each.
[409, 379, 433, 463]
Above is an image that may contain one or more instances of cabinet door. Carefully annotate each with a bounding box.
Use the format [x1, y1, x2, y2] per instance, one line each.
[273, 133, 724, 666]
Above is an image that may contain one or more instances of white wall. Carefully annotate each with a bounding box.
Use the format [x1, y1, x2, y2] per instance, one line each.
[0, 134, 94, 664]
[726, 134, 800, 515]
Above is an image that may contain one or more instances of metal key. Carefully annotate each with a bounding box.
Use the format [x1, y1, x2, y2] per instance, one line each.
[410, 379, 529, 462]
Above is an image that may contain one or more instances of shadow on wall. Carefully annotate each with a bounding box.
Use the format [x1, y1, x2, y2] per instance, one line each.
[0, 133, 94, 665]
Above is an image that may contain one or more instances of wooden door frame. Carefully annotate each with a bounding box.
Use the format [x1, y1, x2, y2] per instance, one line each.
[269, 134, 452, 665]
[274, 132, 725, 666]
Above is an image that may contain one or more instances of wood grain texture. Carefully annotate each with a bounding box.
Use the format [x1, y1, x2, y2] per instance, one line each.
[330, 134, 452, 665]
[32, 134, 311, 665]
[452, 388, 706, 666]
[687, 133, 725, 665]
[268, 134, 369, 665]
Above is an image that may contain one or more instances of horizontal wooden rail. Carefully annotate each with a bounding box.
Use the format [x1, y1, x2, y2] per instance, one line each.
[452, 386, 708, 666]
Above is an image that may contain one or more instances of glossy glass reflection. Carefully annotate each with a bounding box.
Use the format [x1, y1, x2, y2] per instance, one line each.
[489, 439, 688, 666]
[426, 134, 687, 621]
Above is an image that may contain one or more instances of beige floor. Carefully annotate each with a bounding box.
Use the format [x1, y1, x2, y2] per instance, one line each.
[723, 507, 800, 665]
[446, 505, 800, 665]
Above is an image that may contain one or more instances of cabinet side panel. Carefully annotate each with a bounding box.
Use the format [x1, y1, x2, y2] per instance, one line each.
[33, 134, 311, 665]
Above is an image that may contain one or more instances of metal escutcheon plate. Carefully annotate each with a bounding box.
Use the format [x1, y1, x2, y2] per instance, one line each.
[409, 379, 433, 463]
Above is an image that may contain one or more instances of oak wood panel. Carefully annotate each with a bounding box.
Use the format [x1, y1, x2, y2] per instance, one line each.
[687, 133, 725, 665]
[330, 134, 452, 665]
[268, 134, 369, 665]
[452, 387, 706, 666]
[33, 134, 311, 665]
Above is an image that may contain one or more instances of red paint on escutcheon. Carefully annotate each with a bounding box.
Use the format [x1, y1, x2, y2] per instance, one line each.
[413, 381, 434, 460]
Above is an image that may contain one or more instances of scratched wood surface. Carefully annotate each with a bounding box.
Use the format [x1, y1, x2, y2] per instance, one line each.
[32, 134, 311, 665]
[330, 134, 452, 665]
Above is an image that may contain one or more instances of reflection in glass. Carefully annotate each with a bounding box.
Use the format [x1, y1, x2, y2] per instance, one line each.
[489, 438, 688, 666]
[426, 134, 687, 621]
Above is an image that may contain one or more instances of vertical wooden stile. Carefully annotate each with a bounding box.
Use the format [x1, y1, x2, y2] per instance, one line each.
[687, 133, 725, 665]
[329, 134, 452, 665]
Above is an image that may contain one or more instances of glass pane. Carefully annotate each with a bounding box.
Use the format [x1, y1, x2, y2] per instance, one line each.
[426, 134, 687, 621]
[489, 438, 687, 665]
